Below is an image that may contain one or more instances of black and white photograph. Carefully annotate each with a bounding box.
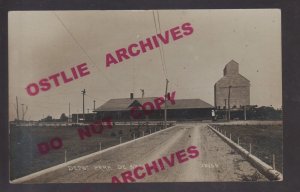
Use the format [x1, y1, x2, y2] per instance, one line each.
[8, 9, 282, 183]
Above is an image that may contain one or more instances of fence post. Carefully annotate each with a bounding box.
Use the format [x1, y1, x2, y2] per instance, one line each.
[249, 143, 252, 154]
[64, 149, 67, 163]
[272, 154, 276, 170]
[120, 137, 122, 144]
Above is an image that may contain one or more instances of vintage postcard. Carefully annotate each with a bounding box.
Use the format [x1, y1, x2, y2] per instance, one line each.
[8, 9, 282, 183]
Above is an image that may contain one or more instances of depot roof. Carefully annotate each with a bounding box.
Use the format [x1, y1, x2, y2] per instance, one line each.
[94, 97, 213, 112]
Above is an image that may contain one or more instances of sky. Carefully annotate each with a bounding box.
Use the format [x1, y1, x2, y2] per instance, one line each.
[8, 9, 282, 121]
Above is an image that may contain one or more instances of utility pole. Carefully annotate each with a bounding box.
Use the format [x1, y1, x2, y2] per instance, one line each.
[244, 105, 247, 120]
[21, 104, 24, 121]
[140, 89, 145, 98]
[93, 100, 96, 111]
[220, 85, 249, 121]
[81, 89, 86, 121]
[68, 102, 70, 123]
[20, 104, 28, 121]
[164, 79, 169, 129]
[224, 99, 227, 120]
[16, 96, 19, 121]
[77, 111, 79, 124]
[228, 86, 231, 121]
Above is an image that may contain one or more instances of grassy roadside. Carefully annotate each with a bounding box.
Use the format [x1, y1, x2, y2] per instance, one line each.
[211, 124, 283, 173]
[10, 123, 169, 180]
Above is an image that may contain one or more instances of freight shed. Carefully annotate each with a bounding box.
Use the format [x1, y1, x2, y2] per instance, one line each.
[94, 97, 214, 121]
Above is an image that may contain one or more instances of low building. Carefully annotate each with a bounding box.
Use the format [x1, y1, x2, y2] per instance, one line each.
[94, 96, 214, 121]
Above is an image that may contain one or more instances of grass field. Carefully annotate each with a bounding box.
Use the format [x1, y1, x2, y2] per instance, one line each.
[212, 124, 283, 173]
[10, 122, 170, 180]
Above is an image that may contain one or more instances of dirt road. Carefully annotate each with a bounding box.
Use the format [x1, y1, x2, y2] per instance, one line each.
[22, 123, 267, 183]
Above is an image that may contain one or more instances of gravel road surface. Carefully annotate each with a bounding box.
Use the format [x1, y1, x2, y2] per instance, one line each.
[22, 123, 267, 183]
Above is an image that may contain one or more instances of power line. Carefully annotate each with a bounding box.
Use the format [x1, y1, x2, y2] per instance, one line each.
[53, 12, 121, 94]
[85, 94, 107, 102]
[156, 11, 168, 77]
[132, 61, 135, 94]
[53, 12, 96, 68]
[152, 11, 167, 79]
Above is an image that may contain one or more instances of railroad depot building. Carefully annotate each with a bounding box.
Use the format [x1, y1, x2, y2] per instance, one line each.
[214, 60, 250, 109]
[94, 96, 214, 121]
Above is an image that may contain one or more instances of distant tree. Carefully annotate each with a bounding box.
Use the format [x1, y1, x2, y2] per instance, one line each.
[248, 106, 282, 120]
[60, 113, 68, 122]
[44, 115, 53, 122]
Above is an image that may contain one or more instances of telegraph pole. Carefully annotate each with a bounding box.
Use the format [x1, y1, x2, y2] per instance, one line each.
[76, 109, 79, 124]
[16, 96, 19, 121]
[68, 102, 70, 123]
[224, 99, 227, 120]
[93, 100, 96, 110]
[228, 86, 231, 121]
[244, 105, 247, 120]
[140, 89, 145, 98]
[81, 89, 86, 121]
[164, 79, 169, 129]
[220, 85, 248, 121]
[21, 104, 24, 121]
